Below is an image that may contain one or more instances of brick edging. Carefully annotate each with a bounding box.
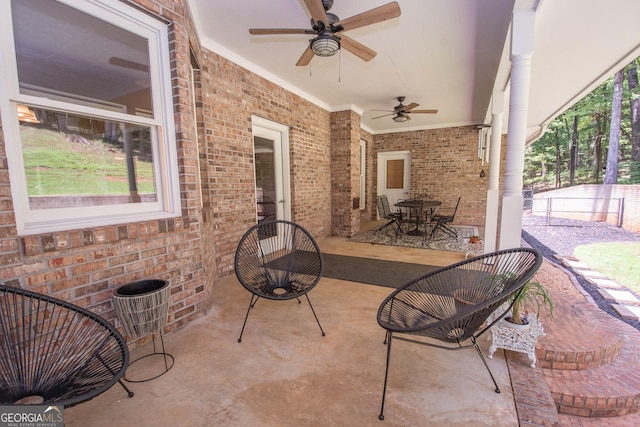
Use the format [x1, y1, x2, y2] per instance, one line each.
[506, 351, 562, 426]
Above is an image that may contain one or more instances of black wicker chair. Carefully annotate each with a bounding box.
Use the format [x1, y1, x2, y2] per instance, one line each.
[234, 220, 325, 342]
[376, 248, 542, 420]
[0, 284, 133, 408]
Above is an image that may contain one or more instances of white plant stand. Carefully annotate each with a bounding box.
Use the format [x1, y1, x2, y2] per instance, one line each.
[487, 311, 545, 368]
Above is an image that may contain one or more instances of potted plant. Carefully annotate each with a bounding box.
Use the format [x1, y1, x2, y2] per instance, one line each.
[487, 280, 553, 367]
[505, 280, 553, 326]
[468, 235, 482, 244]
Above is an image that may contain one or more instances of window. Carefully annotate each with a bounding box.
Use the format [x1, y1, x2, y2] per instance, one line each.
[0, 0, 180, 235]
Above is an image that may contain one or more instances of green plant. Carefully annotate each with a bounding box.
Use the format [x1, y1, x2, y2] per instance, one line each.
[508, 280, 553, 325]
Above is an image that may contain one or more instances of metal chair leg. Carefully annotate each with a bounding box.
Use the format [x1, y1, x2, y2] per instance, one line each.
[441, 223, 458, 238]
[304, 294, 325, 336]
[379, 331, 393, 421]
[471, 336, 501, 393]
[375, 219, 400, 238]
[238, 294, 260, 343]
[98, 354, 135, 398]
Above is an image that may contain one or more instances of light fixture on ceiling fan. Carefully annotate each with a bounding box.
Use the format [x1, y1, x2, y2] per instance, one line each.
[311, 32, 341, 57]
[248, 0, 401, 66]
[372, 96, 438, 123]
[17, 104, 40, 123]
[393, 112, 409, 123]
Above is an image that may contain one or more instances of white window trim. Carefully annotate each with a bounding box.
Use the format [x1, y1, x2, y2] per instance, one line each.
[0, 0, 181, 235]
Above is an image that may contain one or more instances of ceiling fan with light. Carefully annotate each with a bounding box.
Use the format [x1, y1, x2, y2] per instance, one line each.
[372, 96, 438, 122]
[248, 0, 401, 66]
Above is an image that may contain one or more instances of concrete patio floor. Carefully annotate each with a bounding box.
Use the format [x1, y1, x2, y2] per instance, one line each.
[65, 235, 519, 426]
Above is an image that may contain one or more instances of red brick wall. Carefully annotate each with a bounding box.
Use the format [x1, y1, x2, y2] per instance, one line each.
[331, 110, 362, 237]
[198, 51, 333, 277]
[373, 126, 489, 226]
[0, 0, 206, 345]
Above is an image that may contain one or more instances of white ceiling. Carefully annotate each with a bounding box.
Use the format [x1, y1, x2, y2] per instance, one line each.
[187, 0, 640, 137]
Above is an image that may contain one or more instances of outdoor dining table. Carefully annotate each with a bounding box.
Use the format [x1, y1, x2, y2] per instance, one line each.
[394, 199, 442, 235]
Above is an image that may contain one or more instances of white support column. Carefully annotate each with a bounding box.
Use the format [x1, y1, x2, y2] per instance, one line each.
[499, 10, 535, 250]
[484, 91, 504, 253]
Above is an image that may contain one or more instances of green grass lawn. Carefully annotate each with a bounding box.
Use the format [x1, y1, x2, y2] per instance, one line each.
[574, 242, 640, 294]
[21, 126, 155, 196]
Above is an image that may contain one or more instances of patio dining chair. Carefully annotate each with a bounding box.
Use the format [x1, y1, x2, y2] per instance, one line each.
[374, 195, 404, 238]
[376, 248, 542, 420]
[234, 220, 325, 342]
[429, 196, 461, 238]
[0, 284, 133, 407]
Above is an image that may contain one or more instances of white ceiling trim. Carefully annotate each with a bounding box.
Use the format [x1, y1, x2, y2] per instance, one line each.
[374, 120, 482, 135]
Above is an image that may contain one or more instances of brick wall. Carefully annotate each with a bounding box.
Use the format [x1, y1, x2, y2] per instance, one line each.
[373, 126, 489, 226]
[0, 0, 207, 346]
[331, 110, 362, 237]
[198, 51, 333, 277]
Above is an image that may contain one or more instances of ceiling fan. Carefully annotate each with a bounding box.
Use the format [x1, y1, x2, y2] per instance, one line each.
[248, 0, 401, 66]
[372, 96, 438, 122]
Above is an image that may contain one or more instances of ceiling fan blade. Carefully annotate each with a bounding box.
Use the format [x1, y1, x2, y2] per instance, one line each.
[371, 109, 395, 112]
[372, 112, 395, 120]
[336, 2, 401, 32]
[109, 57, 148, 72]
[249, 28, 315, 35]
[303, 0, 329, 25]
[409, 109, 439, 114]
[296, 45, 315, 66]
[340, 35, 376, 62]
[403, 102, 420, 111]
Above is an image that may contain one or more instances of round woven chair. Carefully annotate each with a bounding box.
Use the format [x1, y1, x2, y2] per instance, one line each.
[376, 248, 542, 420]
[0, 284, 133, 407]
[234, 220, 325, 342]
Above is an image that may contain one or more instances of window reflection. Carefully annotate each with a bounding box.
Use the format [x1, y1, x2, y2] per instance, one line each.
[12, 0, 152, 117]
[254, 137, 276, 227]
[20, 106, 157, 209]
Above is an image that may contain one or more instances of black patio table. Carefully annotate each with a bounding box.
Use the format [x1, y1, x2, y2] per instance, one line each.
[395, 199, 442, 235]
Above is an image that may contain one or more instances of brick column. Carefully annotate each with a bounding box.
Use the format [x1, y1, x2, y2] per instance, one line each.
[331, 110, 361, 237]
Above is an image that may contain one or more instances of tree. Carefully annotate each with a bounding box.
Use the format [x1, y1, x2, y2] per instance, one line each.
[523, 56, 640, 190]
[593, 113, 604, 182]
[604, 69, 624, 184]
[554, 126, 561, 188]
[569, 114, 579, 185]
[628, 59, 640, 162]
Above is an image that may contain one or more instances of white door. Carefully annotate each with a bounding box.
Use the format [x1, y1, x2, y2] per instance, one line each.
[251, 117, 291, 224]
[377, 151, 411, 214]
